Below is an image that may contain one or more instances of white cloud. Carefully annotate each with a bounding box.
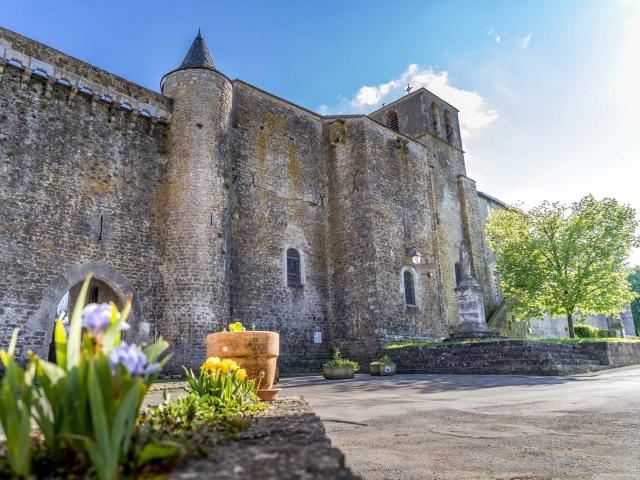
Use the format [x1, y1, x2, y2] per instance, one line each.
[486, 28, 502, 44]
[519, 33, 533, 49]
[319, 64, 498, 139]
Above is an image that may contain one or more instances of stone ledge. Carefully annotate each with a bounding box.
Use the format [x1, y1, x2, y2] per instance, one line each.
[168, 397, 359, 480]
[386, 340, 640, 376]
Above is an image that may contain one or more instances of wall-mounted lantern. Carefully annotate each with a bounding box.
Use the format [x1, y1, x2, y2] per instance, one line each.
[407, 247, 422, 265]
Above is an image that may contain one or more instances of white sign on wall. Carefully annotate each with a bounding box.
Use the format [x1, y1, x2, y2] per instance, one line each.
[313, 330, 322, 344]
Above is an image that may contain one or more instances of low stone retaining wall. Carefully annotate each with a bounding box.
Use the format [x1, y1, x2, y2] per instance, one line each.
[577, 342, 640, 367]
[168, 397, 359, 480]
[385, 340, 640, 375]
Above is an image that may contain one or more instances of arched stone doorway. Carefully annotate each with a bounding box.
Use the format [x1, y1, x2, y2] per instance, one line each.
[33, 261, 142, 360]
[46, 277, 126, 361]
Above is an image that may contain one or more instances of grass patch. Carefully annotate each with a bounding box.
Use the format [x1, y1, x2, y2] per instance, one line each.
[528, 337, 640, 345]
[385, 336, 640, 350]
[384, 338, 507, 350]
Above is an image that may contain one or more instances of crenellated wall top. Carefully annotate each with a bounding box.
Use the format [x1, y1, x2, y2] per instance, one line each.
[0, 27, 173, 122]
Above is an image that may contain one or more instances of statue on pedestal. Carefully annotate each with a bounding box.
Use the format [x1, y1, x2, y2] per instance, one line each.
[448, 243, 499, 340]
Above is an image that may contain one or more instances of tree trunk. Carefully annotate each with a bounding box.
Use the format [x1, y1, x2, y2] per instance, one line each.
[567, 312, 575, 338]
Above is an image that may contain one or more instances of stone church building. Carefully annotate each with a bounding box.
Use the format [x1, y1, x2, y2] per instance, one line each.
[0, 28, 634, 371]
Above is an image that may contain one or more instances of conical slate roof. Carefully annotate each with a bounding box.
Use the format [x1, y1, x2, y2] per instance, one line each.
[178, 30, 214, 70]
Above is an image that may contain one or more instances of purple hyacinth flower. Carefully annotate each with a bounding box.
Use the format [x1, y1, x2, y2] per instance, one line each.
[82, 303, 112, 336]
[109, 341, 147, 376]
[109, 342, 158, 377]
[143, 363, 161, 376]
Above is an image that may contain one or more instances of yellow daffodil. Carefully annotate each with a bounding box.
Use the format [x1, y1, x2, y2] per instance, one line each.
[219, 358, 239, 373]
[202, 356, 221, 373]
[237, 368, 248, 381]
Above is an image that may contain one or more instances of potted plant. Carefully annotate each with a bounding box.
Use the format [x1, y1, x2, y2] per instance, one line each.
[206, 322, 280, 401]
[323, 348, 360, 379]
[369, 354, 396, 376]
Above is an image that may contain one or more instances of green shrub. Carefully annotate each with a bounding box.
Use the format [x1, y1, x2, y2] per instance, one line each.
[370, 354, 394, 366]
[598, 328, 612, 338]
[574, 324, 599, 338]
[323, 348, 360, 372]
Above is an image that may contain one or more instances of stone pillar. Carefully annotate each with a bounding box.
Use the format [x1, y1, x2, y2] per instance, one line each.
[620, 306, 637, 337]
[159, 68, 233, 370]
[457, 175, 495, 313]
[448, 245, 498, 340]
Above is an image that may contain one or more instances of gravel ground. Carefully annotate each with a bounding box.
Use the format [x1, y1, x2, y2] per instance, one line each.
[279, 367, 640, 480]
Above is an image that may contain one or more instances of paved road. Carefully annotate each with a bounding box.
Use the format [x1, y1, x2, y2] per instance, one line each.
[279, 368, 640, 480]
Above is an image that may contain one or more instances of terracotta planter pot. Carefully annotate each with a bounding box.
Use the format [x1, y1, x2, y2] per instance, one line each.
[206, 331, 280, 400]
[323, 365, 354, 379]
[369, 363, 396, 376]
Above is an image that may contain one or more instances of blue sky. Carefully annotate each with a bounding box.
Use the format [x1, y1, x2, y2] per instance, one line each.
[4, 0, 640, 263]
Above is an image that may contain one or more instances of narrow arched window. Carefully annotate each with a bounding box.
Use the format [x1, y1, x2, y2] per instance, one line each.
[444, 110, 454, 143]
[431, 102, 441, 135]
[454, 262, 461, 287]
[286, 248, 302, 286]
[403, 271, 416, 306]
[386, 111, 399, 132]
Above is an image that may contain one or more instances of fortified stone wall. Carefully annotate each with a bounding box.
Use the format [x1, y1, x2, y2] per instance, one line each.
[361, 123, 444, 339]
[0, 27, 172, 122]
[229, 82, 331, 372]
[325, 118, 382, 360]
[0, 43, 169, 360]
[1, 26, 533, 373]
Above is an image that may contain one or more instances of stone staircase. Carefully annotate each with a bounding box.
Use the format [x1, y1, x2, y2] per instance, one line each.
[387, 340, 613, 375]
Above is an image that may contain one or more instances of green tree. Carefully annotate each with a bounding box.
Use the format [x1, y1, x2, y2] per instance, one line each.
[486, 195, 639, 338]
[629, 266, 640, 334]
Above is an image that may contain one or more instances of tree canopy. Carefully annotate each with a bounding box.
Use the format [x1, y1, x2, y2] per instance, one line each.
[485, 195, 639, 337]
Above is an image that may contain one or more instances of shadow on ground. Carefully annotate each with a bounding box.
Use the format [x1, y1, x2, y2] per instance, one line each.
[280, 372, 603, 394]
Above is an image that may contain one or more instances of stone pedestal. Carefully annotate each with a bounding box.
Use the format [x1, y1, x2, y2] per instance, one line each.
[448, 278, 499, 340]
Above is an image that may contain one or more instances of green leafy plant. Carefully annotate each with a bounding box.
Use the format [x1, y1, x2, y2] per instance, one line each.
[0, 329, 36, 476]
[370, 354, 394, 366]
[228, 321, 245, 332]
[574, 324, 612, 338]
[323, 348, 360, 372]
[29, 274, 170, 480]
[140, 360, 265, 459]
[183, 356, 259, 413]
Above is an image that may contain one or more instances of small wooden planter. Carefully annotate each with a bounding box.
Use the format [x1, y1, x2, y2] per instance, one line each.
[369, 363, 396, 376]
[323, 365, 355, 379]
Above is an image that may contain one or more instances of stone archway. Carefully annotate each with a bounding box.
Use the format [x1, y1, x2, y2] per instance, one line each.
[33, 261, 142, 359]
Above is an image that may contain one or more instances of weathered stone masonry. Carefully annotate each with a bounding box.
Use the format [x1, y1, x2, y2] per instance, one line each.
[0, 27, 514, 372]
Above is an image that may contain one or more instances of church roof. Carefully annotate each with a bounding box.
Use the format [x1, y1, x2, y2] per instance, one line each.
[178, 30, 214, 70]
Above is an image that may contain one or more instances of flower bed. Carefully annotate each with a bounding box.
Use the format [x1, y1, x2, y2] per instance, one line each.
[0, 274, 267, 479]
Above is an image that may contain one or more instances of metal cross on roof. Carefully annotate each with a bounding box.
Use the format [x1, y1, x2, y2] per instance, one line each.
[405, 83, 413, 94]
